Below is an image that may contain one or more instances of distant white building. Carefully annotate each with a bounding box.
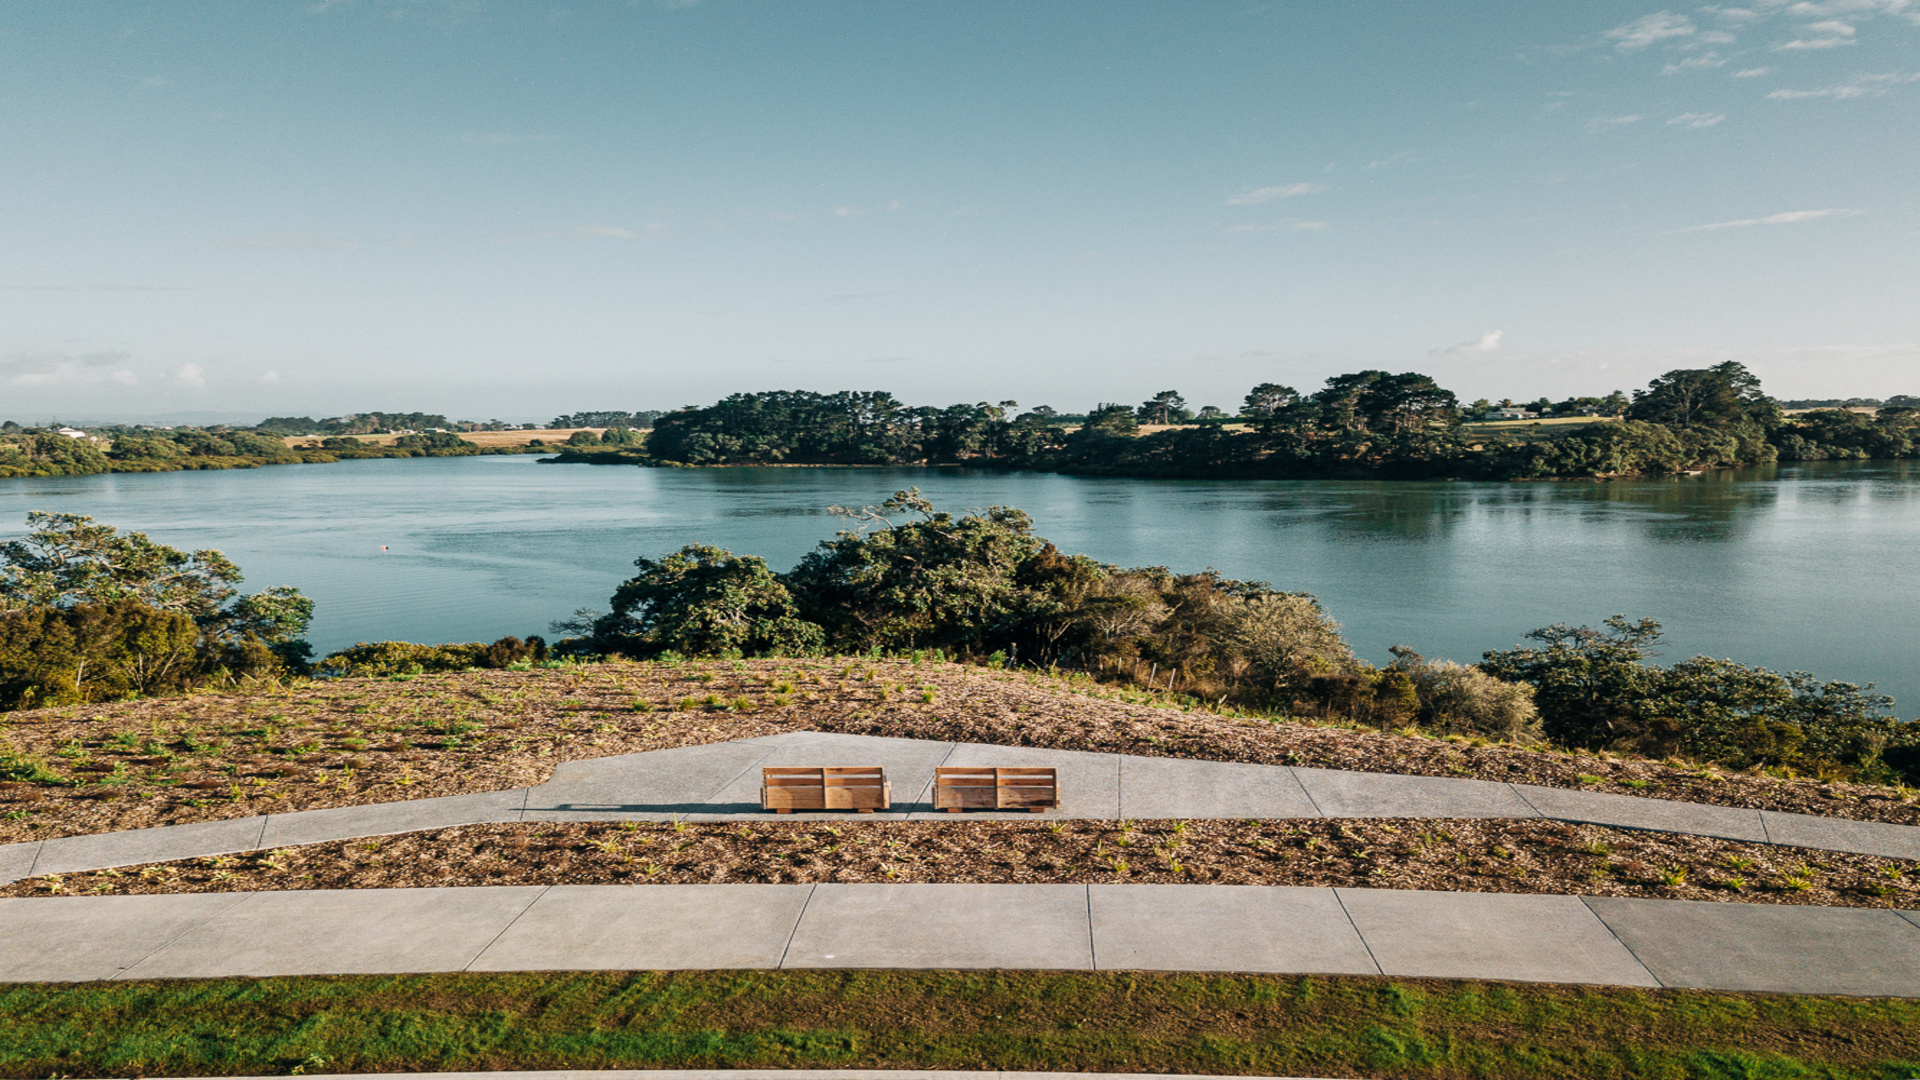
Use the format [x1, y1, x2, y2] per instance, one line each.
[55, 427, 89, 439]
[1481, 409, 1538, 421]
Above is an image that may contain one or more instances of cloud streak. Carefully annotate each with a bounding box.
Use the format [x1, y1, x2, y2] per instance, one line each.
[1434, 330, 1505, 356]
[225, 232, 359, 251]
[1223, 183, 1326, 205]
[1606, 12, 1696, 49]
[1768, 71, 1920, 97]
[1, 351, 139, 388]
[1678, 208, 1857, 231]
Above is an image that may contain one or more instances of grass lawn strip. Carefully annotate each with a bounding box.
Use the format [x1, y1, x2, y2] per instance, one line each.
[8, 817, 1915, 909]
[4, 659, 1917, 845]
[1, 970, 1916, 1079]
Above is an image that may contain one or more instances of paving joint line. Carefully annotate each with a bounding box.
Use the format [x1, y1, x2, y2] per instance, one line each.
[21, 839, 46, 879]
[1578, 895, 1666, 989]
[462, 884, 553, 971]
[1328, 888, 1384, 976]
[1506, 783, 1546, 820]
[1083, 884, 1098, 971]
[1760, 810, 1773, 845]
[775, 883, 818, 970]
[251, 815, 271, 852]
[110, 890, 258, 981]
[1289, 768, 1328, 819]
[1895, 909, 1920, 933]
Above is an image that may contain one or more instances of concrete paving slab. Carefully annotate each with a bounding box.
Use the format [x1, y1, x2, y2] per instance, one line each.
[0, 892, 252, 982]
[1336, 888, 1659, 986]
[525, 740, 779, 819]
[1760, 811, 1920, 860]
[1585, 896, 1920, 996]
[783, 883, 1093, 969]
[470, 884, 812, 971]
[260, 788, 527, 847]
[29, 814, 269, 876]
[706, 732, 957, 818]
[1088, 884, 1376, 974]
[923, 743, 1119, 819]
[1293, 769, 1538, 819]
[119, 886, 546, 979]
[1116, 757, 1319, 820]
[1514, 785, 1767, 842]
[0, 840, 41, 885]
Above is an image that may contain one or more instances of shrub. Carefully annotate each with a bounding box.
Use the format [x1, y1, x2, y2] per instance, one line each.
[0, 602, 213, 709]
[314, 635, 549, 678]
[1392, 650, 1542, 743]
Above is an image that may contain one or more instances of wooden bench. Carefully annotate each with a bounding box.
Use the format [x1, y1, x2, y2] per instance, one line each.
[933, 767, 1058, 812]
[760, 766, 892, 813]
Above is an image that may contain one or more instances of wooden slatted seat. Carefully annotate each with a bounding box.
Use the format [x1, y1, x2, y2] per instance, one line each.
[760, 766, 892, 813]
[933, 766, 1058, 812]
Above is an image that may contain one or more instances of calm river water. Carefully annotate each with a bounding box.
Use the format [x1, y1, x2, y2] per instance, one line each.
[3, 456, 1916, 708]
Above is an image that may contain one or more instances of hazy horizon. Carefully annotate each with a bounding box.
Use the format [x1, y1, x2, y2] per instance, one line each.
[5, 1, 1917, 420]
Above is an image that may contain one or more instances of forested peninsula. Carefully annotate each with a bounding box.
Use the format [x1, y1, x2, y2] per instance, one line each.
[0, 425, 543, 480]
[552, 362, 1920, 480]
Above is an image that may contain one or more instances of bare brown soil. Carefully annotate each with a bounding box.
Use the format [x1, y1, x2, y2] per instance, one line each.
[10, 817, 1914, 911]
[3, 658, 1916, 844]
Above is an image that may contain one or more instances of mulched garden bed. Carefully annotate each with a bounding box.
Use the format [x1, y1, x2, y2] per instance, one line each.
[3, 658, 1916, 844]
[9, 816, 1914, 910]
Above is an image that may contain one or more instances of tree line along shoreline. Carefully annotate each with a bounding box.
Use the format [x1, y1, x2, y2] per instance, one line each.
[7, 361, 1920, 482]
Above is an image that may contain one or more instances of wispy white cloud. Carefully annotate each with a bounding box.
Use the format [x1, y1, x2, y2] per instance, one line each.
[571, 223, 668, 240]
[1, 351, 139, 387]
[1364, 151, 1416, 169]
[1225, 219, 1331, 233]
[1767, 71, 1920, 97]
[1664, 51, 1727, 72]
[1731, 65, 1773, 76]
[832, 199, 906, 217]
[0, 282, 191, 292]
[1776, 20, 1859, 47]
[225, 232, 359, 251]
[1607, 12, 1696, 49]
[1678, 207, 1858, 231]
[458, 131, 553, 145]
[1668, 111, 1728, 126]
[261, 370, 282, 384]
[1587, 114, 1646, 129]
[1223, 183, 1326, 205]
[167, 363, 206, 388]
[1434, 330, 1505, 356]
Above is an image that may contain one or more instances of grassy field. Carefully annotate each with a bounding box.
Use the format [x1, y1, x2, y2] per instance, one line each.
[2, 970, 1915, 1079]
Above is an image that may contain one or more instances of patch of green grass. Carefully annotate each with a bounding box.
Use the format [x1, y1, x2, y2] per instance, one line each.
[0, 971, 1916, 1079]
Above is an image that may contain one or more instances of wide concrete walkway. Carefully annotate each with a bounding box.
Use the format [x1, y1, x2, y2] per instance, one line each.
[5, 732, 1918, 884]
[3, 882, 1916, 996]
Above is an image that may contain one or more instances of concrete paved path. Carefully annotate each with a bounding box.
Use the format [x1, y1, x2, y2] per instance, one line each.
[5, 732, 1918, 884]
[3, 883, 1916, 996]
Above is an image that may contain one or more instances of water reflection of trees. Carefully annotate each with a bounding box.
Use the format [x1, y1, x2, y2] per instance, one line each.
[1243, 474, 1792, 546]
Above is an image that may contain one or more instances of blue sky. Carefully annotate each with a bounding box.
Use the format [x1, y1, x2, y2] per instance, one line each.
[3, 0, 1916, 421]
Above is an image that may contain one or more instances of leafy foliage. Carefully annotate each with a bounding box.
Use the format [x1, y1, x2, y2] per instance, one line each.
[1483, 616, 1914, 780]
[592, 546, 824, 658]
[315, 636, 549, 677]
[0, 514, 316, 710]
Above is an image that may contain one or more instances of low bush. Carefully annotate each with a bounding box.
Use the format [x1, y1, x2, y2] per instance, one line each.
[316, 635, 548, 677]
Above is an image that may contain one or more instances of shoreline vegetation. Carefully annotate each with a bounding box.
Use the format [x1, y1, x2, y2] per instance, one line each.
[7, 364, 1918, 484]
[542, 361, 1920, 481]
